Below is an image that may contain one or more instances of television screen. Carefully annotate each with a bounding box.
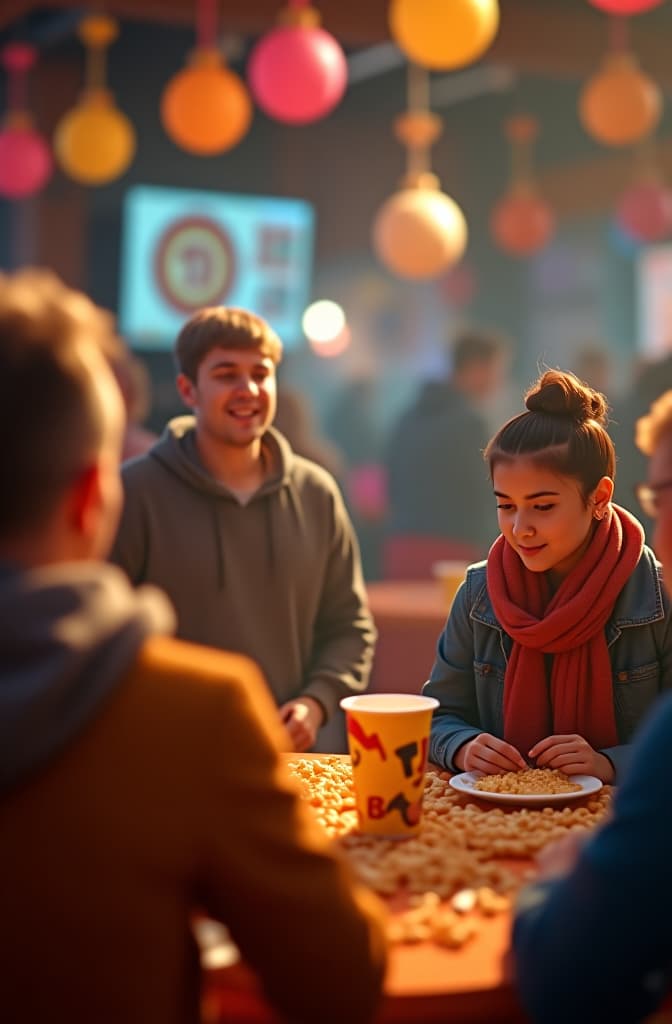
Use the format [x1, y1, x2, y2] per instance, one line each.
[119, 184, 315, 350]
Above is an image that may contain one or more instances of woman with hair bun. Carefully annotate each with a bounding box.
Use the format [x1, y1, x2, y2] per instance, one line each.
[425, 368, 672, 783]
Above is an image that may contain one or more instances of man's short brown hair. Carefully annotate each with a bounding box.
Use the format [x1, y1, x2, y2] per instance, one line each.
[636, 390, 672, 456]
[0, 268, 122, 535]
[175, 307, 283, 381]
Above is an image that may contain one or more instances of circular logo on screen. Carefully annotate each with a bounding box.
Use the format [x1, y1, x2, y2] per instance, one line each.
[154, 216, 236, 314]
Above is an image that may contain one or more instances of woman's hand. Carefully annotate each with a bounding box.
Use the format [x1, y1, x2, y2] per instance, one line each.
[528, 734, 615, 783]
[455, 732, 527, 774]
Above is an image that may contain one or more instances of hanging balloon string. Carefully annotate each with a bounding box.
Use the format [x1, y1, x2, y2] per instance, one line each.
[607, 14, 629, 53]
[196, 0, 218, 50]
[280, 0, 319, 28]
[3, 44, 34, 114]
[406, 63, 432, 178]
[79, 15, 118, 92]
[633, 135, 659, 180]
[407, 62, 430, 116]
[506, 115, 537, 186]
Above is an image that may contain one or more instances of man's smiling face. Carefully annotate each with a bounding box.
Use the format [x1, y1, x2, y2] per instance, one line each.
[179, 346, 277, 449]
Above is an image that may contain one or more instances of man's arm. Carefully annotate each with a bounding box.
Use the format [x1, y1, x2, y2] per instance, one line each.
[513, 693, 672, 1024]
[305, 483, 376, 721]
[196, 649, 387, 1024]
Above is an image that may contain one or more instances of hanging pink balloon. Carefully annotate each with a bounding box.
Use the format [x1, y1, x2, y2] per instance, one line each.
[588, 1, 664, 12]
[0, 43, 52, 199]
[0, 120, 52, 198]
[616, 178, 672, 242]
[248, 0, 347, 124]
[438, 262, 478, 307]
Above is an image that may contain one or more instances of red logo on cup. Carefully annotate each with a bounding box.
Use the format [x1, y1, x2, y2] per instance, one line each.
[367, 796, 386, 819]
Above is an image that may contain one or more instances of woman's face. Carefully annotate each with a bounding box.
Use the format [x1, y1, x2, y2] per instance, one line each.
[492, 456, 612, 582]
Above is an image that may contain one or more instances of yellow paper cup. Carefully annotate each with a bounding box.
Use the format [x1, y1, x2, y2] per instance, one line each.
[431, 560, 468, 612]
[340, 693, 439, 839]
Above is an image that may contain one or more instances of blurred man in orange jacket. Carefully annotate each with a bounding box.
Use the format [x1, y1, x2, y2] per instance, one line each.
[0, 269, 386, 1024]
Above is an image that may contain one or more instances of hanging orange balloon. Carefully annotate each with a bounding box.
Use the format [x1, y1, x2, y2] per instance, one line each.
[54, 15, 136, 185]
[580, 52, 661, 147]
[490, 116, 555, 257]
[491, 185, 555, 257]
[161, 0, 252, 155]
[389, 0, 499, 71]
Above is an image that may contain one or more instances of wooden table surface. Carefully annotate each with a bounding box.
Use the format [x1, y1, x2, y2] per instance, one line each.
[202, 753, 531, 1024]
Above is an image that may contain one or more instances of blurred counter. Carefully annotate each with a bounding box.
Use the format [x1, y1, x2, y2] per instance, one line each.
[314, 581, 450, 753]
[366, 581, 448, 696]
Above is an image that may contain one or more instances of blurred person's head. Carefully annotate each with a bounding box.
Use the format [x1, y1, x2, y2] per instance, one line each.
[636, 390, 672, 574]
[274, 387, 344, 478]
[634, 353, 672, 410]
[0, 269, 125, 566]
[110, 348, 152, 426]
[573, 344, 612, 396]
[450, 327, 510, 402]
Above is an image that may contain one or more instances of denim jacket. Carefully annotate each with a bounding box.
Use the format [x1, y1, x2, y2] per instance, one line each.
[424, 546, 672, 779]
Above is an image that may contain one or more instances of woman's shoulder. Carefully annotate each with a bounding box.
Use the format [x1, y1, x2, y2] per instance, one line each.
[461, 560, 499, 626]
[612, 544, 668, 627]
[465, 560, 488, 587]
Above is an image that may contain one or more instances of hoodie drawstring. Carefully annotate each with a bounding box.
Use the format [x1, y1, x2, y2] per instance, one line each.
[211, 500, 226, 590]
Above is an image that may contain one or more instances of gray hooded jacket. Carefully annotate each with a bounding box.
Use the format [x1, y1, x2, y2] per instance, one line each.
[111, 418, 375, 718]
[0, 562, 173, 790]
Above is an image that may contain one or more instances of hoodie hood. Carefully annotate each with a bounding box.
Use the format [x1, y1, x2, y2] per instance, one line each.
[150, 416, 295, 500]
[0, 561, 174, 791]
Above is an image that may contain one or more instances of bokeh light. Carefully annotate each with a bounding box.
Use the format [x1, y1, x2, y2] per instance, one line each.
[302, 299, 346, 343]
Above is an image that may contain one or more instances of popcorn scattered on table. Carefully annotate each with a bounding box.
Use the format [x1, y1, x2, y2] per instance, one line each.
[287, 758, 612, 948]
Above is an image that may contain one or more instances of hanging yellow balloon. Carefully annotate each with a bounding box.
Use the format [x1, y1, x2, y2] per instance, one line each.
[373, 175, 468, 279]
[372, 69, 468, 279]
[389, 0, 499, 71]
[54, 15, 136, 185]
[55, 90, 135, 185]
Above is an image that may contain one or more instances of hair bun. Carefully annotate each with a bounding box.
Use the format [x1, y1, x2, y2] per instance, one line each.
[525, 369, 608, 425]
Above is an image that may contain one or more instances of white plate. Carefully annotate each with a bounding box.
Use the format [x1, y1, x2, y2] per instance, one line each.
[448, 771, 603, 806]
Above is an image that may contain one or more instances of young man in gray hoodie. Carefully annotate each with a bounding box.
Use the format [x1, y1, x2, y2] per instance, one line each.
[0, 269, 386, 1024]
[111, 306, 376, 751]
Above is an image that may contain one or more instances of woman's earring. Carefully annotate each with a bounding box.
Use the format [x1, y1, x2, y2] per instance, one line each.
[593, 509, 604, 521]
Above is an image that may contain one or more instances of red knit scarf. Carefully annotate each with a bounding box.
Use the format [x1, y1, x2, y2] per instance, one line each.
[486, 504, 644, 756]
